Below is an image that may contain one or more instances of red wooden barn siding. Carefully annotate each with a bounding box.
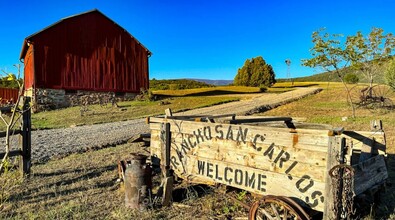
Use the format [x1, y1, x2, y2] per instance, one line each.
[24, 45, 34, 89]
[25, 11, 149, 93]
[0, 88, 19, 103]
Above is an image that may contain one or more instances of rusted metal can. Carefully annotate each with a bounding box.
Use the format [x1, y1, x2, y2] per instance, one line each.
[124, 154, 152, 210]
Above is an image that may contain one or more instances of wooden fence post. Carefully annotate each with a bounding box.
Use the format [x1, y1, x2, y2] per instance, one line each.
[323, 135, 342, 220]
[161, 122, 173, 206]
[19, 96, 31, 176]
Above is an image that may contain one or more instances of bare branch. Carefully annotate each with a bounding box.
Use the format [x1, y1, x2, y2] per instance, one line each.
[0, 113, 8, 126]
[0, 63, 26, 173]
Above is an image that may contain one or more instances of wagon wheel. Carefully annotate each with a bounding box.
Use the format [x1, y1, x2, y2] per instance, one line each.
[349, 84, 370, 107]
[368, 84, 395, 113]
[248, 195, 310, 220]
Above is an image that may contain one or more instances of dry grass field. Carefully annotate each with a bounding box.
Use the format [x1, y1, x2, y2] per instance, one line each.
[31, 95, 240, 130]
[29, 86, 278, 130]
[260, 82, 395, 153]
[152, 85, 262, 96]
[1, 82, 395, 219]
[260, 82, 395, 219]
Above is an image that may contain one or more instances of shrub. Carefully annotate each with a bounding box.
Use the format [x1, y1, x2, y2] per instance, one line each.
[344, 73, 359, 84]
[149, 79, 213, 91]
[135, 88, 156, 101]
[259, 85, 268, 92]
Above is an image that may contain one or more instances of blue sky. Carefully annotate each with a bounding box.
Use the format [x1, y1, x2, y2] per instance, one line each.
[1, 0, 395, 80]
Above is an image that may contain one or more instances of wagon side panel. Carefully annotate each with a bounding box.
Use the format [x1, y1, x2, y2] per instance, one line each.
[150, 119, 333, 212]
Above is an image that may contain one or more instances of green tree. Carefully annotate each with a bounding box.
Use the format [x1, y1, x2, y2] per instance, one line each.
[303, 28, 395, 117]
[302, 28, 356, 117]
[234, 56, 275, 87]
[344, 73, 359, 84]
[0, 73, 21, 89]
[385, 57, 395, 91]
[234, 59, 251, 86]
[346, 27, 395, 88]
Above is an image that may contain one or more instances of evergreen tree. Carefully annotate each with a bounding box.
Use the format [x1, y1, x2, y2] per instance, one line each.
[234, 56, 276, 87]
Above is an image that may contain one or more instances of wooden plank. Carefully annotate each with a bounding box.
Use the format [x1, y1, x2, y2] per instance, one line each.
[226, 117, 292, 124]
[173, 131, 328, 160]
[171, 113, 236, 120]
[0, 149, 22, 158]
[151, 124, 327, 180]
[186, 148, 327, 181]
[150, 125, 330, 165]
[0, 129, 22, 138]
[182, 155, 326, 212]
[161, 177, 173, 206]
[226, 117, 296, 129]
[353, 155, 388, 195]
[149, 117, 331, 137]
[150, 132, 330, 170]
[190, 141, 328, 167]
[150, 131, 328, 181]
[164, 123, 171, 171]
[328, 127, 344, 136]
[20, 97, 31, 176]
[129, 133, 151, 143]
[341, 130, 386, 156]
[0, 106, 12, 113]
[150, 120, 330, 148]
[150, 117, 331, 137]
[370, 120, 382, 131]
[165, 108, 173, 117]
[160, 122, 173, 206]
[150, 128, 329, 154]
[323, 136, 342, 220]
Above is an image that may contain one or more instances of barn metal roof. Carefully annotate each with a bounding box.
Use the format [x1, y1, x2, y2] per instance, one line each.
[20, 9, 151, 60]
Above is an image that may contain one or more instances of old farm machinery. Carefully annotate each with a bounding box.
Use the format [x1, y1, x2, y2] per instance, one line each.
[350, 84, 394, 113]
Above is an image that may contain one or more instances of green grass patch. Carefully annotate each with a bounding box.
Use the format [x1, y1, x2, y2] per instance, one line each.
[310, 101, 349, 109]
[29, 85, 277, 129]
[31, 96, 239, 129]
[271, 82, 321, 88]
[153, 86, 261, 97]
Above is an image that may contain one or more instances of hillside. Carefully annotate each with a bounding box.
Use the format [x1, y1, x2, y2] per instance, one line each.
[152, 57, 392, 87]
[188, 78, 233, 86]
[149, 79, 214, 90]
[288, 56, 394, 83]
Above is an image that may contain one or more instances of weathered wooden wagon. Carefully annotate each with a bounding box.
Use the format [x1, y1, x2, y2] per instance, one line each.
[148, 111, 388, 219]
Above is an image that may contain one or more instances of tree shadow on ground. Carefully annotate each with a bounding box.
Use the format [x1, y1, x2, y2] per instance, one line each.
[172, 184, 214, 202]
[8, 164, 117, 204]
[372, 153, 395, 219]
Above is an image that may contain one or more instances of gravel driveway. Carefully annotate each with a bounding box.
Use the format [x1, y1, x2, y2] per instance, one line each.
[2, 87, 321, 163]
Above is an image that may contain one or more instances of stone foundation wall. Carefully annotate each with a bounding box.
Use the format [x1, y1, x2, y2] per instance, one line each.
[29, 88, 137, 112]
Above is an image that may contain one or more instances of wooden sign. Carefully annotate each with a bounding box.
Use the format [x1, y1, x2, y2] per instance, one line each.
[149, 116, 387, 214]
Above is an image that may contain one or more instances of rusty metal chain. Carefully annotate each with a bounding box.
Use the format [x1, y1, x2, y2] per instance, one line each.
[329, 164, 356, 219]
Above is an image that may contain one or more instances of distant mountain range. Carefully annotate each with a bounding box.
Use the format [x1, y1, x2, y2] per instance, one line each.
[187, 78, 233, 86]
[189, 65, 388, 85]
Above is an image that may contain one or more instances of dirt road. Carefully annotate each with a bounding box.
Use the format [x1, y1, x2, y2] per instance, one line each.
[179, 87, 321, 116]
[22, 87, 321, 163]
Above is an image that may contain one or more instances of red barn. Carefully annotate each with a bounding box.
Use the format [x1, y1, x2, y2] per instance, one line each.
[20, 9, 151, 111]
